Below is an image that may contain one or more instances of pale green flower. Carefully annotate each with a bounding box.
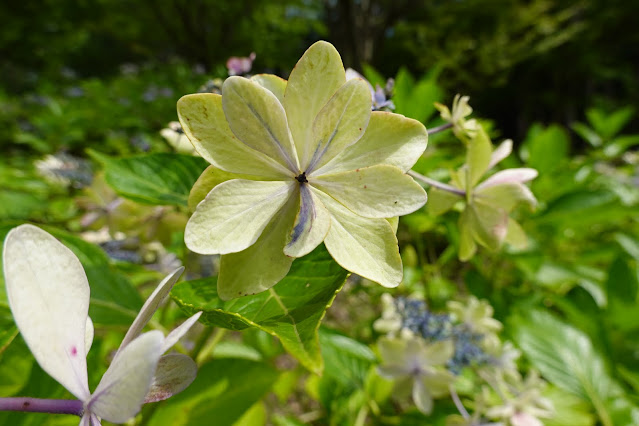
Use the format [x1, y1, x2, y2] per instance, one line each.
[428, 128, 538, 260]
[448, 296, 502, 351]
[178, 41, 428, 300]
[435, 94, 480, 140]
[160, 121, 198, 155]
[377, 337, 455, 414]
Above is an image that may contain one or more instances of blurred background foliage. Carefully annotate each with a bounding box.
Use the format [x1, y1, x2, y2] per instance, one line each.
[1, 0, 639, 425]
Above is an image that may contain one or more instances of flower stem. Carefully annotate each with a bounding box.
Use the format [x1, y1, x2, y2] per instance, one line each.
[449, 385, 470, 420]
[427, 122, 453, 135]
[0, 397, 83, 416]
[195, 328, 227, 365]
[408, 170, 466, 196]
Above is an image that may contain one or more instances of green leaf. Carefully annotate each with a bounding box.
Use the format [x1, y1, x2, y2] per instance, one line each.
[172, 246, 348, 373]
[586, 106, 635, 140]
[571, 122, 602, 147]
[147, 358, 278, 426]
[510, 310, 621, 424]
[319, 328, 376, 387]
[89, 150, 208, 206]
[526, 124, 569, 174]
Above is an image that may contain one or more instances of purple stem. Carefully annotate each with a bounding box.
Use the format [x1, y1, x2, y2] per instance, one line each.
[0, 397, 83, 416]
[427, 122, 453, 135]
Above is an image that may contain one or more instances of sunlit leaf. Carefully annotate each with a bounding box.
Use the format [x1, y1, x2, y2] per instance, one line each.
[172, 246, 348, 374]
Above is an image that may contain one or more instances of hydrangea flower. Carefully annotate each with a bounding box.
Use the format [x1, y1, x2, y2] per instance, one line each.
[435, 94, 480, 140]
[377, 337, 455, 414]
[178, 41, 428, 299]
[160, 121, 198, 155]
[2, 225, 201, 425]
[427, 129, 538, 260]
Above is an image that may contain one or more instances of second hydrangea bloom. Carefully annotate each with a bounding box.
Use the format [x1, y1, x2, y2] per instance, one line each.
[178, 41, 428, 299]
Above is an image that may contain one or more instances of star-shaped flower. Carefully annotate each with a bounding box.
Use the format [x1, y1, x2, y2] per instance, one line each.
[3, 224, 201, 425]
[377, 336, 455, 414]
[427, 128, 538, 260]
[178, 41, 428, 299]
[435, 94, 480, 140]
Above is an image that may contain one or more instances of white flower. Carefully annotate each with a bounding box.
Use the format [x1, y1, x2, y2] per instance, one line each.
[3, 224, 201, 425]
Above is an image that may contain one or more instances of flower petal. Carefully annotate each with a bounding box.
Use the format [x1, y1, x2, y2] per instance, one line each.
[487, 139, 513, 169]
[88, 331, 164, 423]
[251, 74, 287, 103]
[117, 267, 185, 355]
[505, 218, 529, 249]
[3, 224, 90, 400]
[284, 184, 331, 258]
[162, 312, 202, 353]
[177, 94, 290, 178]
[314, 111, 428, 175]
[317, 190, 403, 287]
[466, 127, 493, 188]
[185, 179, 295, 255]
[458, 210, 477, 261]
[306, 79, 372, 173]
[144, 353, 197, 403]
[223, 76, 298, 172]
[217, 196, 298, 300]
[412, 377, 434, 414]
[475, 182, 537, 212]
[467, 203, 509, 251]
[427, 187, 462, 216]
[284, 41, 346, 169]
[188, 165, 268, 212]
[476, 168, 539, 189]
[85, 317, 94, 355]
[312, 165, 426, 219]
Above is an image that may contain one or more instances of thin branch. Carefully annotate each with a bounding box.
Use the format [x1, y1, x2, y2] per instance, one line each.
[428, 122, 453, 135]
[408, 170, 466, 196]
[0, 397, 83, 416]
[449, 385, 470, 419]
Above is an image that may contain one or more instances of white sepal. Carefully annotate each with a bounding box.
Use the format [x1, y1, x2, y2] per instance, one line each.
[162, 312, 202, 353]
[87, 331, 164, 423]
[117, 267, 185, 355]
[3, 224, 90, 400]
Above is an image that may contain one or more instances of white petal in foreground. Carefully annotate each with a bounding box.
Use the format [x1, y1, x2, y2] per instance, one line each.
[162, 312, 202, 353]
[144, 353, 198, 403]
[185, 179, 295, 255]
[117, 267, 185, 355]
[316, 190, 403, 288]
[88, 331, 164, 423]
[3, 224, 91, 400]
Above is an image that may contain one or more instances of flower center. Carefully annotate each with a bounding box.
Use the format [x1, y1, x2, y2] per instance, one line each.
[295, 172, 308, 184]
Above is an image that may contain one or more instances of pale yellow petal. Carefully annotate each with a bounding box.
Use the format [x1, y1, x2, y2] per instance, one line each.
[188, 165, 269, 212]
[314, 111, 427, 175]
[185, 179, 294, 255]
[223, 76, 298, 172]
[177, 94, 290, 177]
[306, 79, 372, 173]
[316, 190, 403, 287]
[284, 184, 331, 257]
[283, 41, 346, 169]
[312, 165, 426, 219]
[217, 196, 298, 300]
[251, 74, 287, 103]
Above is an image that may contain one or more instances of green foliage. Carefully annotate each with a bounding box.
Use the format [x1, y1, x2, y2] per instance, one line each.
[172, 246, 349, 374]
[89, 151, 208, 207]
[146, 358, 278, 426]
